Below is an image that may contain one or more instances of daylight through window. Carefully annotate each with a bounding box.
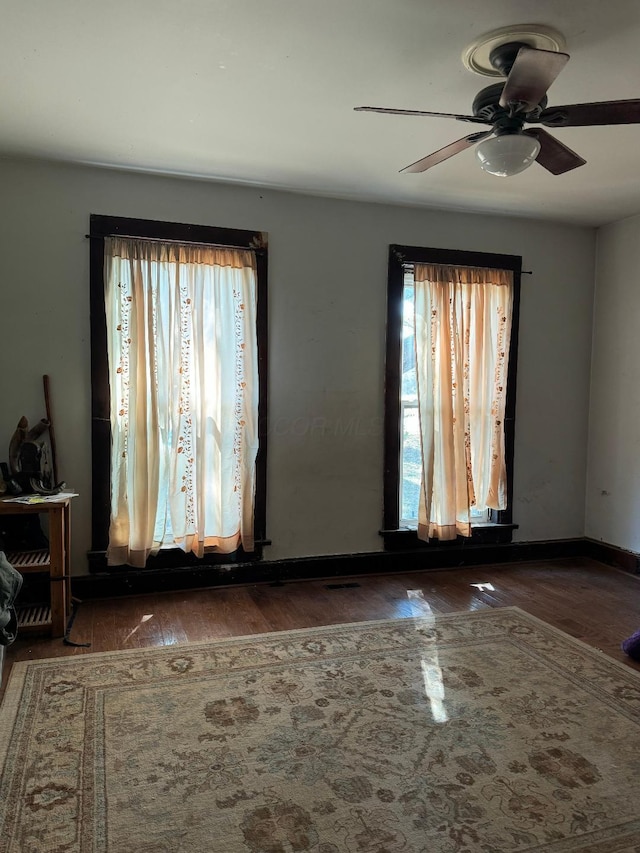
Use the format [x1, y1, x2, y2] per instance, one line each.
[384, 246, 521, 548]
[103, 237, 260, 567]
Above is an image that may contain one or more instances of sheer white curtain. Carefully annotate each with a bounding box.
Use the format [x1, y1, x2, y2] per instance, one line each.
[414, 263, 513, 541]
[104, 237, 259, 567]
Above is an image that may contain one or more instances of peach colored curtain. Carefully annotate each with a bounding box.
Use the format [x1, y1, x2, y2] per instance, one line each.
[104, 237, 258, 567]
[414, 264, 513, 541]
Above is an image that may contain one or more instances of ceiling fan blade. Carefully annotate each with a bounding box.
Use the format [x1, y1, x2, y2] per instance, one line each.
[400, 131, 493, 173]
[524, 128, 586, 174]
[539, 99, 640, 127]
[500, 47, 569, 113]
[354, 106, 491, 125]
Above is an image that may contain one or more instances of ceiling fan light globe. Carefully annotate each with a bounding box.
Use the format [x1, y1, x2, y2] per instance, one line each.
[475, 133, 541, 176]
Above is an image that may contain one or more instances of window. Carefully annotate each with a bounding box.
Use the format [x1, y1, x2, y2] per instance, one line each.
[384, 245, 521, 549]
[89, 216, 268, 571]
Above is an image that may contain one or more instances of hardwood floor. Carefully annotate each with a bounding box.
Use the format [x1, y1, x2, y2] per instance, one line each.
[3, 556, 640, 701]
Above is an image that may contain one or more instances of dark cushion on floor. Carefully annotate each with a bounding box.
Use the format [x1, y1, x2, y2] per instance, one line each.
[621, 629, 640, 660]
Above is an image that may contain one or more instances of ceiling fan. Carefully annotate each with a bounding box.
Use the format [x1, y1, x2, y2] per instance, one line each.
[355, 26, 640, 178]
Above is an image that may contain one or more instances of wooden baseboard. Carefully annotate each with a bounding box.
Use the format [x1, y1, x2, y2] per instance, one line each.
[71, 538, 587, 600]
[583, 538, 640, 575]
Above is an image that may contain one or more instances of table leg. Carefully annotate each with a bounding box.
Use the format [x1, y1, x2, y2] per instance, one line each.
[48, 506, 67, 638]
[64, 501, 72, 625]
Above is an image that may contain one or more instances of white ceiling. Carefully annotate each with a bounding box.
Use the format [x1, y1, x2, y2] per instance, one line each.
[3, 0, 640, 226]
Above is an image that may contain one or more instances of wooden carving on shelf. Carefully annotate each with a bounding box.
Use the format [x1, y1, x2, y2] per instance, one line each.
[6, 416, 64, 496]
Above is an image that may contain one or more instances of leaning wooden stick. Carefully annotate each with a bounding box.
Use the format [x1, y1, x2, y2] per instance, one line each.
[43, 374, 59, 485]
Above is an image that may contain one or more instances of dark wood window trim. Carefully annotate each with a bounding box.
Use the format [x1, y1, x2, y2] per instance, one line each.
[383, 244, 521, 551]
[89, 214, 268, 572]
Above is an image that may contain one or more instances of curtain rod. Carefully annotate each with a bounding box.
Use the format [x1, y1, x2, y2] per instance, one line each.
[402, 261, 532, 275]
[85, 233, 265, 254]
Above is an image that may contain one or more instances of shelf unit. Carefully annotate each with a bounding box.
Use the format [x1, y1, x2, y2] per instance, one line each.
[0, 497, 72, 638]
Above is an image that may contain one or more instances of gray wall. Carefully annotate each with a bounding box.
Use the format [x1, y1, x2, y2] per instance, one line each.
[586, 213, 640, 551]
[0, 157, 596, 574]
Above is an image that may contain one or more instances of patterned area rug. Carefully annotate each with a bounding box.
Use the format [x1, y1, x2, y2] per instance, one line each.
[2, 607, 640, 853]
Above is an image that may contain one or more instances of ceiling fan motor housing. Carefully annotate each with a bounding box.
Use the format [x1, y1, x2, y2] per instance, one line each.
[472, 82, 547, 127]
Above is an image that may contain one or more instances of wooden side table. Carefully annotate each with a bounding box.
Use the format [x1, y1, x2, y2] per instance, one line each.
[0, 496, 73, 638]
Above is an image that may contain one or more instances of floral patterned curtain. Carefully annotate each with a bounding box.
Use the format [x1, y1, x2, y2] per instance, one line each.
[413, 264, 513, 541]
[104, 237, 258, 567]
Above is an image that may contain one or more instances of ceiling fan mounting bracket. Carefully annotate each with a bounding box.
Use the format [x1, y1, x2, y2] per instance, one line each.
[462, 25, 567, 77]
[489, 42, 529, 77]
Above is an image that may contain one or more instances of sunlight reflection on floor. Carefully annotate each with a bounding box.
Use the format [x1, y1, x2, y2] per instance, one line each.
[122, 613, 155, 643]
[407, 589, 448, 723]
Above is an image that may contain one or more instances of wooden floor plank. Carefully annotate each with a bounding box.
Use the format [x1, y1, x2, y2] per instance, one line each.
[3, 557, 640, 702]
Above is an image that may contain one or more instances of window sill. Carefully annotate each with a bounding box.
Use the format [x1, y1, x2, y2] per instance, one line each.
[380, 523, 518, 551]
[87, 544, 264, 574]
